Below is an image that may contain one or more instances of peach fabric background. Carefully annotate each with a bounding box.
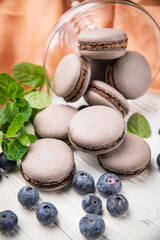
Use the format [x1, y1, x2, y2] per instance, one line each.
[0, 0, 159, 88]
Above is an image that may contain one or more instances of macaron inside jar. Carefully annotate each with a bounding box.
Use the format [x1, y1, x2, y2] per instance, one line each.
[78, 28, 128, 60]
[84, 80, 130, 117]
[105, 51, 151, 99]
[54, 53, 91, 102]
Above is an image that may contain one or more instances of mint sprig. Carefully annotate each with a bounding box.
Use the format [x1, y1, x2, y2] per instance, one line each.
[0, 62, 51, 161]
[127, 113, 151, 138]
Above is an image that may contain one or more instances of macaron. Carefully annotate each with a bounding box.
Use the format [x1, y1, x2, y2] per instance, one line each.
[78, 28, 128, 60]
[54, 53, 91, 102]
[84, 80, 129, 117]
[68, 106, 125, 154]
[105, 51, 151, 99]
[88, 59, 109, 81]
[20, 139, 75, 191]
[34, 104, 78, 144]
[98, 133, 151, 175]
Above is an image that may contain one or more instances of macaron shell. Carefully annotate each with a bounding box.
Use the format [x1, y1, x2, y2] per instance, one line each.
[21, 139, 75, 183]
[85, 89, 115, 108]
[78, 28, 127, 60]
[54, 54, 81, 97]
[68, 106, 125, 154]
[98, 133, 151, 175]
[108, 51, 151, 99]
[84, 80, 130, 117]
[34, 104, 78, 139]
[78, 28, 127, 43]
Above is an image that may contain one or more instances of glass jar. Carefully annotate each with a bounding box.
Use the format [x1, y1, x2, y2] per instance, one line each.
[44, 0, 160, 94]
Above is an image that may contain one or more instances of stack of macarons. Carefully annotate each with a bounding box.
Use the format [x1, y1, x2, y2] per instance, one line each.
[54, 28, 151, 105]
[20, 28, 151, 191]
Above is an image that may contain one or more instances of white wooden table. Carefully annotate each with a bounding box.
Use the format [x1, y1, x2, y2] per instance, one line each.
[1, 89, 160, 240]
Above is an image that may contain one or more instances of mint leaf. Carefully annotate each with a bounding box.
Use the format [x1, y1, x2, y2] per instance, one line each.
[0, 73, 16, 88]
[6, 113, 25, 137]
[5, 102, 19, 122]
[15, 98, 27, 107]
[19, 100, 32, 121]
[0, 86, 8, 104]
[2, 139, 15, 160]
[0, 122, 10, 134]
[17, 134, 36, 146]
[12, 63, 45, 87]
[127, 113, 151, 138]
[158, 129, 160, 135]
[0, 106, 8, 124]
[8, 139, 28, 161]
[24, 91, 51, 109]
[7, 82, 24, 99]
[19, 126, 27, 134]
[0, 131, 3, 146]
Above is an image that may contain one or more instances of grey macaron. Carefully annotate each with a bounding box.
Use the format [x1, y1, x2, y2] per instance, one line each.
[78, 28, 128, 60]
[54, 53, 91, 102]
[105, 51, 151, 99]
[21, 139, 75, 191]
[98, 133, 151, 175]
[34, 104, 77, 144]
[68, 106, 125, 154]
[84, 80, 130, 117]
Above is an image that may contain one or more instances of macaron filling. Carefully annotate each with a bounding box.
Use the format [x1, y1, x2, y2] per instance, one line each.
[68, 129, 125, 153]
[97, 157, 150, 175]
[64, 57, 89, 102]
[88, 85, 128, 117]
[78, 39, 127, 51]
[107, 62, 117, 89]
[20, 164, 75, 190]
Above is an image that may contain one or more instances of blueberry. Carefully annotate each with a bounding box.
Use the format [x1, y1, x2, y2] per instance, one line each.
[157, 153, 160, 168]
[72, 171, 94, 194]
[106, 193, 129, 216]
[79, 214, 105, 239]
[0, 210, 18, 233]
[78, 105, 88, 111]
[0, 152, 17, 171]
[18, 186, 39, 208]
[82, 194, 102, 214]
[97, 173, 122, 197]
[36, 202, 58, 225]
